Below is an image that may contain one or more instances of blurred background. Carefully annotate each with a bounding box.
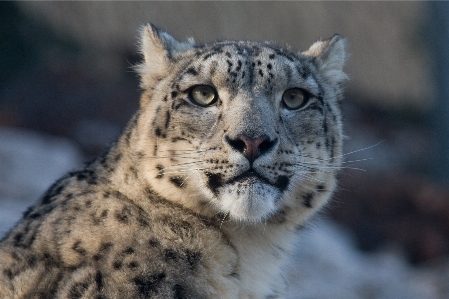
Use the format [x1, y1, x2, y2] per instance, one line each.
[1, 2, 448, 298]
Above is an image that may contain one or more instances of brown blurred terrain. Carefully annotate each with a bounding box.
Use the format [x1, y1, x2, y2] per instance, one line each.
[1, 1, 449, 269]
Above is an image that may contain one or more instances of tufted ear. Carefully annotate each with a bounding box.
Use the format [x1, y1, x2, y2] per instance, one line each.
[137, 24, 195, 94]
[302, 35, 348, 84]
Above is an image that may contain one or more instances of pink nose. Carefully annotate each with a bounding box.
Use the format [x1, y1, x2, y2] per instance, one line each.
[226, 134, 276, 163]
[239, 135, 268, 162]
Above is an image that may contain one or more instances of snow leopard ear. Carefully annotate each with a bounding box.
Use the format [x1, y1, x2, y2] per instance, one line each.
[137, 24, 195, 94]
[302, 35, 348, 84]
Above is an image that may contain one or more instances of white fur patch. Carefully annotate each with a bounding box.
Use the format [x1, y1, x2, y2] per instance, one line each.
[219, 179, 280, 222]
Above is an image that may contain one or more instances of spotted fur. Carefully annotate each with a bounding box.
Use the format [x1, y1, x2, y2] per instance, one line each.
[0, 24, 347, 299]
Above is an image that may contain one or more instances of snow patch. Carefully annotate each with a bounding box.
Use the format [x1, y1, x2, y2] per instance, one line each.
[0, 127, 82, 236]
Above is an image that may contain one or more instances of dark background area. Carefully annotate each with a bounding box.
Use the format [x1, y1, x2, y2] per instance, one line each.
[1, 1, 449, 270]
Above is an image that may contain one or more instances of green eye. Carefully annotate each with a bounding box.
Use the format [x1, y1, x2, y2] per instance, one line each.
[282, 88, 307, 109]
[190, 85, 217, 106]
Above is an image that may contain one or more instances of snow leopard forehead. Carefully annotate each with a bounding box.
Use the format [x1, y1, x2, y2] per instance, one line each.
[178, 41, 321, 98]
[138, 24, 346, 104]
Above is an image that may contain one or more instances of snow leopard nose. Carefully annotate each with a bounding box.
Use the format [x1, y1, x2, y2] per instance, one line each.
[226, 134, 276, 164]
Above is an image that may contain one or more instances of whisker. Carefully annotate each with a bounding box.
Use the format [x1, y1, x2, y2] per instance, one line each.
[295, 163, 366, 172]
[140, 155, 203, 159]
[161, 169, 207, 175]
[292, 162, 328, 171]
[161, 161, 207, 170]
[297, 174, 326, 185]
[291, 178, 323, 192]
[156, 149, 209, 154]
[340, 141, 384, 158]
[296, 141, 383, 163]
[179, 174, 193, 187]
[296, 156, 372, 170]
[219, 211, 229, 229]
[337, 158, 373, 165]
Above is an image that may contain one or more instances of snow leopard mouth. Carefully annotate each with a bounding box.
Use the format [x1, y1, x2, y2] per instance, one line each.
[206, 170, 290, 195]
[226, 171, 270, 185]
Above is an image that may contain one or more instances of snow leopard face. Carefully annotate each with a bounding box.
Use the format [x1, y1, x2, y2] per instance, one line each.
[135, 25, 347, 222]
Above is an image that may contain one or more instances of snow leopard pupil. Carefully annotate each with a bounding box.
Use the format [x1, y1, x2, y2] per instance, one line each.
[191, 85, 217, 106]
[282, 88, 306, 109]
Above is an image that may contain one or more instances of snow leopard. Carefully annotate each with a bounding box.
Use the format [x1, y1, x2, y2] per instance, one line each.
[0, 24, 347, 299]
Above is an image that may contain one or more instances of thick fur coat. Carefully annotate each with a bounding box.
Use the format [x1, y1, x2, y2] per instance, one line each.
[0, 25, 347, 299]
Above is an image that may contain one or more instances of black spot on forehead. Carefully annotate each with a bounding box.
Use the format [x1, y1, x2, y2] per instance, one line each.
[200, 42, 271, 58]
[209, 60, 218, 76]
[237, 60, 242, 70]
[186, 67, 198, 76]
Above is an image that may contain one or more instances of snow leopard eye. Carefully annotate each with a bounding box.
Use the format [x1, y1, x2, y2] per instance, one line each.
[282, 88, 308, 110]
[190, 85, 217, 106]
